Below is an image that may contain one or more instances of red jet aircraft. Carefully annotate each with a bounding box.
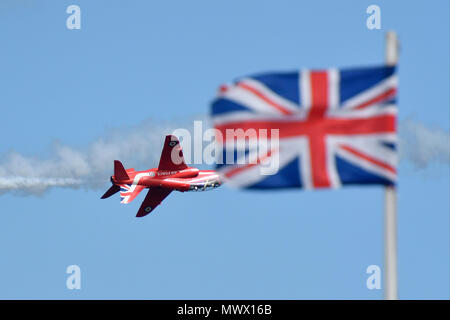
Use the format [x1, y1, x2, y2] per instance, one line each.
[101, 135, 221, 217]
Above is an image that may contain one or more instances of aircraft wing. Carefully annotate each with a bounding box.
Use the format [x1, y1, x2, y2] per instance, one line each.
[136, 187, 172, 217]
[158, 135, 188, 171]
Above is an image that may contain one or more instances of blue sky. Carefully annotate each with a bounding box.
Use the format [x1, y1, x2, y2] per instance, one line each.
[0, 0, 448, 299]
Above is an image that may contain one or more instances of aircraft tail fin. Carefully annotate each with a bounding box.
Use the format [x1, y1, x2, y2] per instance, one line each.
[114, 160, 130, 180]
[158, 135, 188, 171]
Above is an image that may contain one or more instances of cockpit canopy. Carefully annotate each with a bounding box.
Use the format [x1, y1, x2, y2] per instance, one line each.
[188, 178, 221, 192]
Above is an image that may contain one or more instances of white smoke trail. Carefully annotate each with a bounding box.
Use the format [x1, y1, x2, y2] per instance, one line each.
[399, 119, 450, 168]
[0, 119, 194, 196]
[0, 118, 448, 196]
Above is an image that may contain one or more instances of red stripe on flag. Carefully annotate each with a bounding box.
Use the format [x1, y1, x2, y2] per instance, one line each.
[309, 71, 329, 119]
[224, 149, 275, 179]
[340, 144, 396, 174]
[325, 115, 397, 135]
[309, 135, 331, 188]
[308, 71, 330, 187]
[354, 87, 397, 110]
[215, 115, 396, 140]
[237, 82, 293, 115]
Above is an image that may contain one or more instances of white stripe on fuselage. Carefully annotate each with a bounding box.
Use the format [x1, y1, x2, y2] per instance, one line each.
[122, 171, 215, 191]
[125, 172, 154, 193]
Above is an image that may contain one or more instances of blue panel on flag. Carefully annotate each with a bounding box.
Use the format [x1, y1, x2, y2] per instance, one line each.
[335, 155, 394, 185]
[211, 98, 253, 116]
[381, 142, 396, 151]
[249, 158, 303, 189]
[339, 66, 395, 104]
[248, 72, 300, 105]
[216, 148, 251, 170]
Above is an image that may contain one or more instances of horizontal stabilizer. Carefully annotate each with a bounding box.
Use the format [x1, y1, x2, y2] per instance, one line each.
[100, 185, 120, 199]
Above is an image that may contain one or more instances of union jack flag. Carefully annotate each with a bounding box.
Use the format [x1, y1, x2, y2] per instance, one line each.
[210, 65, 398, 189]
[119, 183, 144, 204]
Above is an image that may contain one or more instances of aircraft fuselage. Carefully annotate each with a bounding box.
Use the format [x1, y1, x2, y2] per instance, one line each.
[112, 167, 221, 192]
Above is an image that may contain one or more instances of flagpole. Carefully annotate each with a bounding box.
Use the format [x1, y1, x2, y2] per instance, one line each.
[384, 31, 399, 300]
